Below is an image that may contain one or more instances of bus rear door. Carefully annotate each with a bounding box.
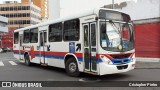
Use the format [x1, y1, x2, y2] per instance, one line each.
[39, 28, 48, 65]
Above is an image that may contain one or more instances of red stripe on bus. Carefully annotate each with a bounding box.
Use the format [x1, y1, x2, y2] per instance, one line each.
[13, 50, 83, 58]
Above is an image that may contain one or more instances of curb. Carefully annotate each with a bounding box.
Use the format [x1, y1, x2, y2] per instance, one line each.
[136, 57, 160, 62]
[135, 57, 160, 69]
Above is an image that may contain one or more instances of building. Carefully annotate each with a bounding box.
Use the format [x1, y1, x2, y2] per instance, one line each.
[0, 1, 41, 28]
[0, 15, 8, 48]
[0, 1, 41, 49]
[0, 16, 8, 32]
[21, 0, 48, 19]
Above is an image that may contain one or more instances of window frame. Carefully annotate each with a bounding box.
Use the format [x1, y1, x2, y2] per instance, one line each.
[48, 22, 62, 42]
[30, 28, 38, 43]
[23, 29, 30, 43]
[14, 32, 19, 44]
[63, 19, 80, 41]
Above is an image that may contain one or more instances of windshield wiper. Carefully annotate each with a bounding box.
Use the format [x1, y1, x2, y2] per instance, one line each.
[109, 20, 121, 34]
[109, 20, 123, 50]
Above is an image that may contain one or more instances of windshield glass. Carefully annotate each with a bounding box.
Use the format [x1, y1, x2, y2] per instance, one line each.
[100, 21, 134, 52]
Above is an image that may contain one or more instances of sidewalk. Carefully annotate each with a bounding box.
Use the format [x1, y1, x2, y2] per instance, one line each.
[135, 57, 160, 69]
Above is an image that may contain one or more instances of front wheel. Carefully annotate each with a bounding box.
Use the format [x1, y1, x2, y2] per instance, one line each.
[65, 58, 80, 77]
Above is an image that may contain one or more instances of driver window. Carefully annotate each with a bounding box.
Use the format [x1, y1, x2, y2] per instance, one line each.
[122, 25, 130, 40]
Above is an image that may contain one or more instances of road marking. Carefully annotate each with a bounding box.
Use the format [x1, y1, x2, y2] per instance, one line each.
[0, 61, 4, 66]
[79, 78, 101, 82]
[9, 61, 17, 65]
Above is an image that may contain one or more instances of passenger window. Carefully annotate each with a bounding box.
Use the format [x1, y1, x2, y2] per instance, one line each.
[30, 28, 38, 43]
[14, 32, 19, 44]
[23, 30, 30, 43]
[64, 19, 80, 41]
[49, 22, 62, 42]
[91, 24, 96, 46]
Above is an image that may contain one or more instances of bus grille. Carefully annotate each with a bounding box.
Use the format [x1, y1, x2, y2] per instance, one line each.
[110, 53, 132, 59]
[112, 59, 131, 65]
[117, 65, 128, 70]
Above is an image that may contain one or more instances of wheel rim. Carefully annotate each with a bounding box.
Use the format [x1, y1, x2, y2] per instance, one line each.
[69, 62, 77, 72]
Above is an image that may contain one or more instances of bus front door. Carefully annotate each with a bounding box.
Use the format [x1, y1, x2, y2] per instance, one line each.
[39, 31, 47, 64]
[83, 22, 97, 73]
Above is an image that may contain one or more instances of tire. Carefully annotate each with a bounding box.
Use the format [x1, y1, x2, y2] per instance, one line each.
[24, 54, 31, 66]
[65, 58, 80, 77]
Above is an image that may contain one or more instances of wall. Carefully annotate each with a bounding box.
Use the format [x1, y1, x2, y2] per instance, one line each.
[118, 0, 160, 58]
[134, 21, 160, 58]
[120, 0, 160, 20]
[22, 0, 48, 19]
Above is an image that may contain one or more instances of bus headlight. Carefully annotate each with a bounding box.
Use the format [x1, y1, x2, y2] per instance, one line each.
[130, 53, 136, 62]
[100, 55, 113, 64]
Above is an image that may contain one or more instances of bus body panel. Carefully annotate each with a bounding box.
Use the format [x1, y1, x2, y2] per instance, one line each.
[99, 60, 135, 75]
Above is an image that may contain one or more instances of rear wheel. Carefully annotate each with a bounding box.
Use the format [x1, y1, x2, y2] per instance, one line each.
[24, 54, 31, 66]
[65, 58, 80, 77]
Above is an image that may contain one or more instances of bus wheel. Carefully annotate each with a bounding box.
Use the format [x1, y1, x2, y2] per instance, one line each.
[24, 54, 31, 66]
[65, 58, 80, 77]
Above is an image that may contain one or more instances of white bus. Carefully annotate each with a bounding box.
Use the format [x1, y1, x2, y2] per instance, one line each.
[13, 8, 136, 76]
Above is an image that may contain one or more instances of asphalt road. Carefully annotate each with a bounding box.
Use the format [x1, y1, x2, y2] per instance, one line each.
[0, 60, 160, 81]
[0, 52, 160, 90]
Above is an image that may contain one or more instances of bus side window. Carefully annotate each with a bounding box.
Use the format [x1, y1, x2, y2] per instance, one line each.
[44, 32, 47, 43]
[23, 30, 30, 43]
[40, 33, 43, 46]
[63, 19, 80, 41]
[40, 32, 47, 46]
[49, 22, 62, 42]
[30, 28, 38, 43]
[14, 32, 19, 44]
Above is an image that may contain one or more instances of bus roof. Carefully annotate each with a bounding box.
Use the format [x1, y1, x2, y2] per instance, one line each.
[14, 8, 124, 32]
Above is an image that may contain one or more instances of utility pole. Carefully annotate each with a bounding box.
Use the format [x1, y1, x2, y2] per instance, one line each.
[112, 0, 114, 9]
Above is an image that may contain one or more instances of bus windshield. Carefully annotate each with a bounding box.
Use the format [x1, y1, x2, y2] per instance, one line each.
[100, 21, 134, 52]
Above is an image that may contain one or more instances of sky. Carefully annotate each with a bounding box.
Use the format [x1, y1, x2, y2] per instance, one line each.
[60, 0, 137, 16]
[0, 0, 137, 17]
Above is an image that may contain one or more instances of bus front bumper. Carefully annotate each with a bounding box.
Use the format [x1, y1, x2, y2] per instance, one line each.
[99, 61, 135, 75]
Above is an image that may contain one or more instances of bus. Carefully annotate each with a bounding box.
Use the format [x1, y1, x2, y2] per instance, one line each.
[13, 8, 136, 76]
